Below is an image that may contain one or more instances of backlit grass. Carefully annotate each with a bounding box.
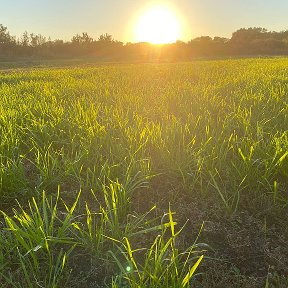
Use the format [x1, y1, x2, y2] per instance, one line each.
[1, 58, 288, 287]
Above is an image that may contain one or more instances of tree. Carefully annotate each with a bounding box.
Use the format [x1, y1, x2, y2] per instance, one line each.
[0, 24, 13, 44]
[30, 34, 46, 47]
[231, 27, 268, 43]
[192, 36, 212, 43]
[98, 33, 113, 42]
[71, 32, 93, 44]
[21, 31, 30, 46]
[213, 37, 229, 43]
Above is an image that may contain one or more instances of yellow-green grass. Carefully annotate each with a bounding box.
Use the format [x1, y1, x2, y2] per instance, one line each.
[1, 58, 288, 287]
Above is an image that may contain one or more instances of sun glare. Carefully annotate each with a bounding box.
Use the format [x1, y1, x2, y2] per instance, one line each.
[135, 6, 181, 44]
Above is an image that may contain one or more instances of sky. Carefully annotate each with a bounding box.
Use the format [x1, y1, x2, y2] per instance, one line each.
[1, 0, 288, 43]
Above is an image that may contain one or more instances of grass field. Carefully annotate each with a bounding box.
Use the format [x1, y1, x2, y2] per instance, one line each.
[1, 58, 288, 287]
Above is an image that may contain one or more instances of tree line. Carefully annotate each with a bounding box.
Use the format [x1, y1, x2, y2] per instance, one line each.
[1, 25, 288, 61]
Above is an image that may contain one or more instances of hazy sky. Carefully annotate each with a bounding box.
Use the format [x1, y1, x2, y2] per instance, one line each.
[1, 0, 288, 42]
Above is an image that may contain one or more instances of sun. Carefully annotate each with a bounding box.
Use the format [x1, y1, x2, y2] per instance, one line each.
[135, 6, 181, 44]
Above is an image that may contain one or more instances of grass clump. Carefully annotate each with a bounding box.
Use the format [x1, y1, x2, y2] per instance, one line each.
[0, 188, 204, 287]
[110, 207, 204, 288]
[0, 188, 79, 287]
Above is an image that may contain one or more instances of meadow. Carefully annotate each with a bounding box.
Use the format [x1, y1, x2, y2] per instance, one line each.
[0, 58, 288, 287]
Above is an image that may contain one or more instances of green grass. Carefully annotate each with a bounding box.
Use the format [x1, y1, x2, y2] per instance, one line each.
[1, 58, 288, 287]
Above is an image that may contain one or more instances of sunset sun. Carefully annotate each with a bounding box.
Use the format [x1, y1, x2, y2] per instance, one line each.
[135, 6, 181, 44]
